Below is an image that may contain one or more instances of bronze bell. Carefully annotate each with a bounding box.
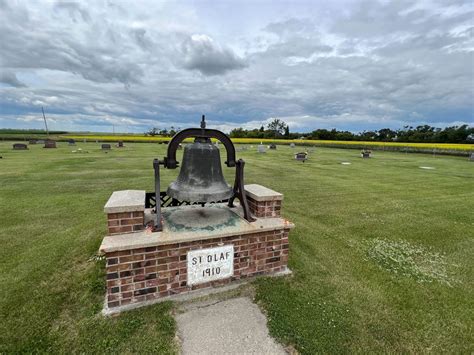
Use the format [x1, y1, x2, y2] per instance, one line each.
[167, 137, 233, 203]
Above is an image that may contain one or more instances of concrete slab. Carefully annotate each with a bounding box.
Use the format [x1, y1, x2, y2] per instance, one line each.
[99, 204, 294, 253]
[176, 297, 286, 355]
[104, 190, 145, 213]
[245, 184, 283, 201]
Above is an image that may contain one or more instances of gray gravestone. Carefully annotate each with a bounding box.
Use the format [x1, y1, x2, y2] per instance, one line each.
[44, 141, 56, 148]
[13, 143, 28, 150]
[361, 150, 371, 158]
[295, 152, 307, 162]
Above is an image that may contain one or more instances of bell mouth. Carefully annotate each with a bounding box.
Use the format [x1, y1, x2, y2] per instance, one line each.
[167, 183, 233, 203]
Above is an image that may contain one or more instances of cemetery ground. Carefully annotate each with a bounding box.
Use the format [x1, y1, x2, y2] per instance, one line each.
[0, 142, 473, 354]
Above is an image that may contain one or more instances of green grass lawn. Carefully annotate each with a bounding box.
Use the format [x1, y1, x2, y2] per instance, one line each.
[1, 142, 473, 353]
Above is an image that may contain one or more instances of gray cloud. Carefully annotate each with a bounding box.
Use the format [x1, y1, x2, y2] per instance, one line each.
[0, 1, 143, 85]
[181, 34, 247, 75]
[0, 0, 472, 133]
[0, 71, 26, 87]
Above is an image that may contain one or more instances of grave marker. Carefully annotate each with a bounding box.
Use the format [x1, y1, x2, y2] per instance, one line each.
[295, 152, 308, 162]
[13, 143, 28, 150]
[44, 140, 56, 148]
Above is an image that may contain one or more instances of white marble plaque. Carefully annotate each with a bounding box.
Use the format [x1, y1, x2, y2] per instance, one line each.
[187, 245, 234, 286]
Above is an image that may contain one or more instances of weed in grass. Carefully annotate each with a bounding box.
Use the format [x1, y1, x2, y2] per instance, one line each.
[364, 239, 458, 286]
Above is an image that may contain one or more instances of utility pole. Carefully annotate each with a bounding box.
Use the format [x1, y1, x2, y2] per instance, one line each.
[41, 106, 50, 137]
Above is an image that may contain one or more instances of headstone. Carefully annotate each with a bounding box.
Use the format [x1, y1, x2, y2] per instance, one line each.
[117, 141, 124, 148]
[269, 144, 276, 150]
[68, 139, 76, 146]
[257, 144, 266, 153]
[37, 140, 45, 144]
[44, 140, 56, 148]
[295, 152, 307, 162]
[29, 139, 37, 144]
[177, 143, 183, 150]
[290, 143, 295, 148]
[469, 153, 474, 161]
[102, 144, 111, 150]
[13, 143, 28, 150]
[361, 150, 371, 158]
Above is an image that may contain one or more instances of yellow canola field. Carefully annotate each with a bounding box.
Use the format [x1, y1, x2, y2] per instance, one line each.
[62, 135, 473, 152]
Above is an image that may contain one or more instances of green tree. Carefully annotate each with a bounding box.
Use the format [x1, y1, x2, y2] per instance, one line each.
[146, 127, 159, 136]
[267, 119, 287, 138]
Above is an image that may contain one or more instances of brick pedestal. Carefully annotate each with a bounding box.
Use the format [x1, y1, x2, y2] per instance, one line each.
[245, 184, 282, 218]
[100, 184, 293, 313]
[104, 190, 145, 235]
[104, 229, 290, 309]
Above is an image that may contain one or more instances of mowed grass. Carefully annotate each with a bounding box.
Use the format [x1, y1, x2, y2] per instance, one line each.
[0, 142, 473, 353]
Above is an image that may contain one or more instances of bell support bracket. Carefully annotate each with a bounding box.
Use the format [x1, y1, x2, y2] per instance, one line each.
[228, 159, 256, 222]
[153, 158, 164, 232]
[164, 115, 236, 170]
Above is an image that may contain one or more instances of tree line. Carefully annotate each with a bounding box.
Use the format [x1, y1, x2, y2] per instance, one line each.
[228, 119, 474, 144]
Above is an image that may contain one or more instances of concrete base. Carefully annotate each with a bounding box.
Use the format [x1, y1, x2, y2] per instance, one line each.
[102, 267, 292, 316]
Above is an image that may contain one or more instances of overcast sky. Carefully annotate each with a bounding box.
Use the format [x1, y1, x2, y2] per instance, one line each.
[0, 0, 473, 133]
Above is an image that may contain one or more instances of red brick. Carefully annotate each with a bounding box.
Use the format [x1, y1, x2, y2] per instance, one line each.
[119, 254, 144, 263]
[122, 291, 133, 299]
[110, 212, 133, 219]
[121, 284, 134, 292]
[120, 218, 144, 226]
[120, 277, 133, 285]
[157, 250, 168, 258]
[157, 264, 168, 272]
[107, 279, 120, 287]
[108, 219, 120, 227]
[146, 279, 160, 287]
[134, 281, 146, 289]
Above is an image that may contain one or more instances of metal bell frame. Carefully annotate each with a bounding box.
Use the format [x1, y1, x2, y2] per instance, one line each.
[152, 115, 255, 231]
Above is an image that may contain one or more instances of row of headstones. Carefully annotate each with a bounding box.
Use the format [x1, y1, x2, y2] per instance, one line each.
[12, 141, 56, 149]
[12, 141, 474, 161]
[13, 140, 127, 150]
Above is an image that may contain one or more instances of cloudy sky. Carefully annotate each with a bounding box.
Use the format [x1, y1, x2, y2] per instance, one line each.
[0, 0, 472, 133]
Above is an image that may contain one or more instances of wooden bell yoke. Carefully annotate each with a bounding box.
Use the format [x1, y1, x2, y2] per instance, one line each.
[153, 115, 255, 231]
